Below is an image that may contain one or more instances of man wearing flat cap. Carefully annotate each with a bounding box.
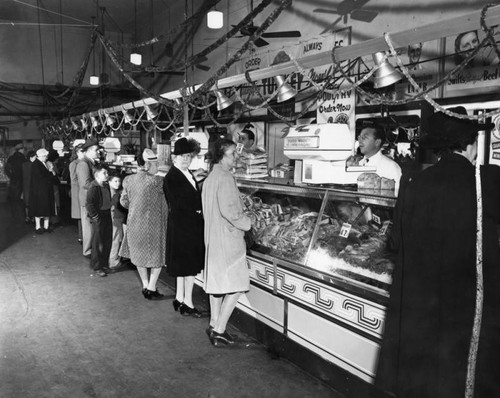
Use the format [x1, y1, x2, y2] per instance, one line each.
[76, 139, 101, 257]
[6, 143, 27, 218]
[376, 106, 500, 397]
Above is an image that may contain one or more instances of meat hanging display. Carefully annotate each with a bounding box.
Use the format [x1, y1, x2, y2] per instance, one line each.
[242, 193, 395, 288]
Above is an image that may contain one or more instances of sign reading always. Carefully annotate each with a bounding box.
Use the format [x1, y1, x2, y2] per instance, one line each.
[234, 29, 351, 103]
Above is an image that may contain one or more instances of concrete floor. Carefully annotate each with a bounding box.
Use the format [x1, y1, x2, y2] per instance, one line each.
[0, 203, 344, 398]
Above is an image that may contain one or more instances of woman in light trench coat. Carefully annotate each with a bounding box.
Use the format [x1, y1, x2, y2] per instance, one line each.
[202, 138, 251, 346]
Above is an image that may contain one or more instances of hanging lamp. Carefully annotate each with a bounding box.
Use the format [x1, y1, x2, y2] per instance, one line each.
[214, 90, 233, 111]
[274, 75, 297, 102]
[372, 52, 402, 88]
[130, 0, 142, 65]
[207, 9, 223, 29]
[89, 17, 100, 85]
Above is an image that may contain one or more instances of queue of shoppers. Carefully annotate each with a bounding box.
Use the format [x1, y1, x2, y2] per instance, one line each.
[61, 135, 250, 346]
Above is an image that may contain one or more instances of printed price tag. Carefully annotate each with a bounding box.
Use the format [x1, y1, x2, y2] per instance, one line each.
[371, 213, 381, 226]
[236, 143, 244, 154]
[339, 222, 352, 238]
[379, 221, 392, 236]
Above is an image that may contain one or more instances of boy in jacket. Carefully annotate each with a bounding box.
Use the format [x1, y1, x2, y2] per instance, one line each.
[86, 165, 113, 277]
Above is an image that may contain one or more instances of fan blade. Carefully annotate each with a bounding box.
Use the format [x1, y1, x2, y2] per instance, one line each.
[254, 37, 269, 47]
[313, 8, 339, 14]
[350, 9, 378, 22]
[320, 16, 343, 34]
[195, 64, 210, 71]
[261, 31, 301, 38]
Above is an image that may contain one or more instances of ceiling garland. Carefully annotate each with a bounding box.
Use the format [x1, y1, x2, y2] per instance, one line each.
[39, 3, 500, 142]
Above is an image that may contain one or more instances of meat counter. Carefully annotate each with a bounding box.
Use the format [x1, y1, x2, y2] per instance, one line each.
[233, 178, 397, 389]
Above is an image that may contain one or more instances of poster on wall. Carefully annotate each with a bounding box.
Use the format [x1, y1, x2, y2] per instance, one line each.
[443, 28, 500, 97]
[489, 114, 500, 166]
[316, 83, 356, 129]
[394, 39, 440, 100]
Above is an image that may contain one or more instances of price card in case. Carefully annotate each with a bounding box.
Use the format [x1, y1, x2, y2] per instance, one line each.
[371, 213, 382, 226]
[339, 222, 352, 238]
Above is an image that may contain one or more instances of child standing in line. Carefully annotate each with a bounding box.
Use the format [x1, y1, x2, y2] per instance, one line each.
[108, 172, 128, 269]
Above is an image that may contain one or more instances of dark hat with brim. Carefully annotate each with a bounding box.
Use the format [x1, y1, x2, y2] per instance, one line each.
[81, 138, 101, 151]
[421, 106, 494, 149]
[173, 137, 200, 155]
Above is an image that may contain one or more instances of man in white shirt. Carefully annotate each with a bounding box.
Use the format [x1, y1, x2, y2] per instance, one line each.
[358, 125, 402, 194]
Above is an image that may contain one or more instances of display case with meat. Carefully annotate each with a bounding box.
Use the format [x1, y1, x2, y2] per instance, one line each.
[239, 182, 396, 291]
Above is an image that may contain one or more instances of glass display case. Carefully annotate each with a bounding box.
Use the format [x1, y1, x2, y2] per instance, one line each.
[238, 179, 397, 296]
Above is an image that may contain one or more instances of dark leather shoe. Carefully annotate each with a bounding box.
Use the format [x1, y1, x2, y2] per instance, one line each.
[45, 226, 54, 233]
[180, 303, 202, 318]
[173, 299, 182, 312]
[144, 289, 164, 301]
[35, 228, 44, 234]
[211, 330, 235, 345]
[92, 270, 107, 277]
[103, 267, 116, 274]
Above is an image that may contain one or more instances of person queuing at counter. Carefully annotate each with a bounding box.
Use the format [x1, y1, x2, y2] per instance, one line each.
[28, 148, 59, 234]
[163, 137, 205, 317]
[202, 138, 252, 346]
[22, 150, 36, 223]
[5, 143, 27, 220]
[108, 173, 128, 270]
[375, 107, 500, 397]
[86, 165, 115, 278]
[69, 144, 85, 244]
[76, 139, 101, 258]
[357, 125, 402, 194]
[119, 148, 168, 300]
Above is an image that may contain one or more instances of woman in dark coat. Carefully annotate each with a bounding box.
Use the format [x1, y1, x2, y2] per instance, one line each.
[375, 107, 500, 398]
[163, 138, 205, 317]
[28, 148, 59, 234]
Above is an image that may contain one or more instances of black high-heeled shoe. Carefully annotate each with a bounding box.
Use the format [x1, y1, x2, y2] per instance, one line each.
[173, 299, 182, 311]
[211, 330, 235, 345]
[179, 303, 202, 317]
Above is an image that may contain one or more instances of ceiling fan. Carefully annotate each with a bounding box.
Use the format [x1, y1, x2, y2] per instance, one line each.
[233, 20, 301, 47]
[314, 0, 378, 32]
[232, 0, 301, 47]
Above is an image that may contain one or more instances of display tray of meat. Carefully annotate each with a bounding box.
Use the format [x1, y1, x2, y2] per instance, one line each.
[243, 194, 395, 289]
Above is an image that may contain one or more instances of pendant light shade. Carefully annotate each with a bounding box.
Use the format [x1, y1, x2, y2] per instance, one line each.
[130, 52, 142, 66]
[90, 75, 100, 85]
[274, 75, 297, 103]
[90, 115, 99, 129]
[144, 104, 158, 120]
[372, 52, 402, 89]
[207, 10, 223, 29]
[122, 108, 134, 124]
[214, 90, 233, 111]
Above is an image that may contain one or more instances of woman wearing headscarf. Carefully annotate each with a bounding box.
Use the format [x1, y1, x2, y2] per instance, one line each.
[163, 137, 205, 316]
[28, 148, 59, 234]
[119, 148, 168, 300]
[375, 107, 500, 397]
[201, 138, 251, 346]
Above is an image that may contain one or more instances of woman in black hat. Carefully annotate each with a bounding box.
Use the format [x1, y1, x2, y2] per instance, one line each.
[375, 107, 500, 397]
[163, 138, 205, 316]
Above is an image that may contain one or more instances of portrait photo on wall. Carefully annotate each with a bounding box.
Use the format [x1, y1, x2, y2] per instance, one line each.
[443, 26, 500, 96]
